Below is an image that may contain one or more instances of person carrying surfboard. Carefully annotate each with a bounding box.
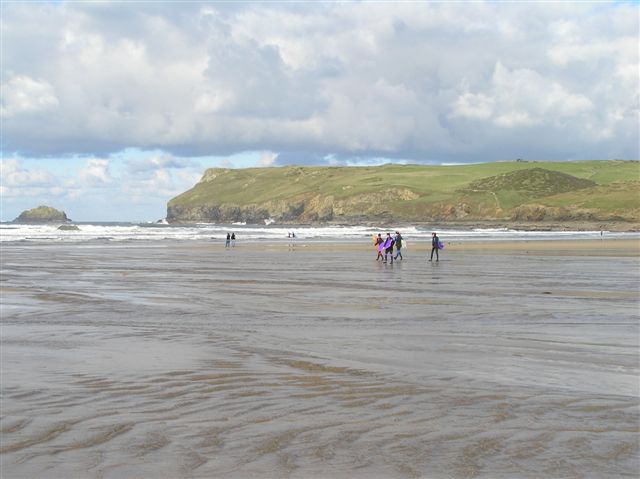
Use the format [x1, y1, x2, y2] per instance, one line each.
[384, 233, 395, 264]
[374, 233, 384, 261]
[429, 232, 441, 262]
[394, 231, 403, 260]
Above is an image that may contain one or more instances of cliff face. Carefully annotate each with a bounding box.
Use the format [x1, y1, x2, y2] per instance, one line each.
[166, 161, 640, 225]
[14, 205, 71, 223]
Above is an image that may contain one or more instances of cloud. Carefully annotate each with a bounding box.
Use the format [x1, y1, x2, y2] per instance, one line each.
[258, 151, 278, 166]
[1, 2, 638, 162]
[1, 159, 56, 187]
[0, 158, 64, 199]
[452, 62, 594, 128]
[127, 154, 199, 172]
[122, 165, 201, 200]
[1, 75, 59, 118]
[78, 159, 112, 186]
[451, 93, 494, 120]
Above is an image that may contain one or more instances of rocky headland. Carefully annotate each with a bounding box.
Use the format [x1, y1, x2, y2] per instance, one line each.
[14, 205, 71, 224]
[166, 160, 639, 230]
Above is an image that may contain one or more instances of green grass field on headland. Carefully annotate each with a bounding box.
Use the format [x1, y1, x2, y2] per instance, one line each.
[167, 160, 640, 228]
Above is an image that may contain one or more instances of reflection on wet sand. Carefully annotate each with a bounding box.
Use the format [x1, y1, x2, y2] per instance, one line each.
[1, 240, 639, 478]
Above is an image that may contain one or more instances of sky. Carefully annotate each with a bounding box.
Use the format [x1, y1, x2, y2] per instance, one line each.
[1, 1, 638, 222]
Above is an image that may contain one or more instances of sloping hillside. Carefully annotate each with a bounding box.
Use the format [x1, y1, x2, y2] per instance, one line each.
[462, 168, 595, 197]
[166, 160, 639, 226]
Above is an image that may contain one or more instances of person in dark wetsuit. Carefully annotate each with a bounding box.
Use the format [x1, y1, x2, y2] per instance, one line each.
[375, 233, 384, 261]
[231, 232, 236, 247]
[225, 232, 231, 248]
[394, 231, 403, 260]
[384, 233, 395, 264]
[429, 232, 440, 262]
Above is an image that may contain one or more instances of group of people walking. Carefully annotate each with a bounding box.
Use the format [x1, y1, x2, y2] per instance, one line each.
[374, 231, 442, 263]
[220, 230, 442, 259]
[374, 231, 404, 263]
[225, 232, 236, 248]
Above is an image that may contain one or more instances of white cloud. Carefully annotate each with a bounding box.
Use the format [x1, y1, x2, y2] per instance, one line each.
[258, 151, 278, 166]
[0, 159, 63, 199]
[451, 62, 594, 129]
[78, 159, 112, 186]
[451, 92, 494, 120]
[1, 159, 56, 187]
[1, 75, 59, 117]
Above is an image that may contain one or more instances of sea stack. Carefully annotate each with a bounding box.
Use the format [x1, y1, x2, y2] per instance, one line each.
[13, 205, 71, 224]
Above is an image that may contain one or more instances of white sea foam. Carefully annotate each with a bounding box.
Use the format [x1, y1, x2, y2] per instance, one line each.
[0, 222, 636, 243]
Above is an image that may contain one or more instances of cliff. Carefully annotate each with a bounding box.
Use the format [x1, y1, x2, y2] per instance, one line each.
[14, 205, 71, 224]
[167, 160, 639, 227]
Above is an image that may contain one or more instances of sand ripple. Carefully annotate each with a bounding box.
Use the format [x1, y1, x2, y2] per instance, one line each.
[1, 242, 638, 478]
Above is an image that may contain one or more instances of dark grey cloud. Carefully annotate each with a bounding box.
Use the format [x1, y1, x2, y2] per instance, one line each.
[1, 1, 638, 163]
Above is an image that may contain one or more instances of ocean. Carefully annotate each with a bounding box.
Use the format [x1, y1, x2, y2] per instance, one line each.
[1, 222, 636, 243]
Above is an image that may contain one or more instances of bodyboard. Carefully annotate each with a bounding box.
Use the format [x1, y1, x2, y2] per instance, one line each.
[438, 241, 445, 249]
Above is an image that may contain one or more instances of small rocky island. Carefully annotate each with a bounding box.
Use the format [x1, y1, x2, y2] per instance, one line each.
[13, 205, 71, 224]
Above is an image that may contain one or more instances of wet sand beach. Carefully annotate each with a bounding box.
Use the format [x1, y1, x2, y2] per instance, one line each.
[1, 239, 639, 478]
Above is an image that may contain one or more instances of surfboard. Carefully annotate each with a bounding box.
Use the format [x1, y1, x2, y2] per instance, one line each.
[380, 238, 392, 250]
[372, 234, 378, 246]
[401, 240, 407, 249]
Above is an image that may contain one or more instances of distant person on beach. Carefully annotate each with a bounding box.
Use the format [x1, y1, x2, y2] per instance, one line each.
[231, 232, 236, 247]
[384, 233, 395, 264]
[375, 233, 384, 261]
[429, 232, 440, 262]
[394, 231, 403, 260]
[225, 233, 231, 248]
